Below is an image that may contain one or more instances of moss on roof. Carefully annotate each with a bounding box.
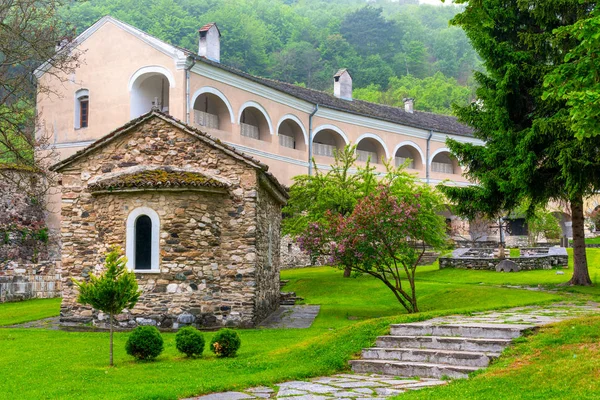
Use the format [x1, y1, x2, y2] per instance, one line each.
[88, 168, 228, 192]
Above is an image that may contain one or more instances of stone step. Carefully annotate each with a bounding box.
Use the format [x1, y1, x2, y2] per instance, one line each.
[377, 335, 513, 353]
[350, 359, 479, 379]
[390, 323, 535, 339]
[361, 347, 500, 368]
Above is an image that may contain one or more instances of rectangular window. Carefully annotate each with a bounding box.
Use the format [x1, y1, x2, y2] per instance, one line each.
[80, 98, 89, 128]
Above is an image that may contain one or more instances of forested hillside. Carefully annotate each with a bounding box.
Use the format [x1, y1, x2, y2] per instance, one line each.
[60, 0, 479, 115]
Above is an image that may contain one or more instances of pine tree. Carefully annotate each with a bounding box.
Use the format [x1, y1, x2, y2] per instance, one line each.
[442, 0, 600, 285]
[73, 247, 141, 366]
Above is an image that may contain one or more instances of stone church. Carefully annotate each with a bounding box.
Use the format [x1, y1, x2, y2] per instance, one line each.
[51, 111, 287, 328]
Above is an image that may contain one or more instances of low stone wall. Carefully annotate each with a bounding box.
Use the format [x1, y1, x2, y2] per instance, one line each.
[0, 261, 62, 302]
[280, 235, 328, 269]
[439, 254, 568, 271]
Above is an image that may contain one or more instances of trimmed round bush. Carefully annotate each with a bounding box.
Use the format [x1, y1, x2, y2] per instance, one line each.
[210, 328, 241, 358]
[175, 326, 205, 357]
[125, 326, 164, 361]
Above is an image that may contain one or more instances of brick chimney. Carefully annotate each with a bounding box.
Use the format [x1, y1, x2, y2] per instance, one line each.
[404, 98, 414, 113]
[198, 23, 221, 63]
[334, 69, 352, 101]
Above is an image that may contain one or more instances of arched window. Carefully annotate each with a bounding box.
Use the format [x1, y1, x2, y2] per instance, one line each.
[126, 207, 160, 272]
[75, 89, 89, 129]
[135, 215, 152, 270]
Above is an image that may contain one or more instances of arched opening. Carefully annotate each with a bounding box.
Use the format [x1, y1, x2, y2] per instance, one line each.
[192, 92, 232, 131]
[135, 215, 152, 270]
[126, 207, 160, 272]
[356, 137, 386, 164]
[278, 119, 306, 151]
[431, 152, 458, 174]
[130, 72, 170, 119]
[240, 106, 271, 142]
[313, 129, 346, 158]
[395, 146, 422, 170]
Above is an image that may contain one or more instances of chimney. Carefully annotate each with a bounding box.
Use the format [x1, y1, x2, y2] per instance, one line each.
[198, 23, 221, 63]
[333, 69, 352, 101]
[404, 98, 414, 113]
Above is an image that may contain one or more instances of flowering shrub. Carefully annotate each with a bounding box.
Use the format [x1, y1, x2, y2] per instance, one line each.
[298, 184, 447, 313]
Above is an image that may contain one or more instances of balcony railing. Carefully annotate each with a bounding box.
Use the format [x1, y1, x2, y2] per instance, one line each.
[356, 149, 378, 163]
[313, 142, 336, 157]
[194, 110, 219, 129]
[395, 156, 415, 169]
[432, 161, 454, 174]
[240, 123, 260, 140]
[279, 134, 295, 149]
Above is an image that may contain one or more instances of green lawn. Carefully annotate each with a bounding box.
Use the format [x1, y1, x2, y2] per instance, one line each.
[1, 250, 600, 399]
[0, 298, 61, 326]
[396, 316, 600, 400]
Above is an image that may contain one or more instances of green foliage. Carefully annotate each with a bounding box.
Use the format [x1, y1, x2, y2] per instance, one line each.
[297, 180, 447, 313]
[125, 326, 164, 361]
[440, 0, 599, 285]
[210, 328, 241, 358]
[72, 246, 141, 365]
[72, 247, 141, 316]
[354, 72, 473, 115]
[175, 326, 205, 358]
[543, 10, 600, 140]
[61, 0, 478, 107]
[527, 210, 562, 244]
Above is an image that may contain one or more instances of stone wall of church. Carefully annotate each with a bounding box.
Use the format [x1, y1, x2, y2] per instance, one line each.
[253, 178, 283, 323]
[58, 116, 282, 328]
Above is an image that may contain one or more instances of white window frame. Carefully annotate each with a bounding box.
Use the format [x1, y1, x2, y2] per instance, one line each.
[74, 89, 89, 129]
[126, 207, 160, 273]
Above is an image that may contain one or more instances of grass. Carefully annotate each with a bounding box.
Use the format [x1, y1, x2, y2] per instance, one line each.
[1, 250, 600, 399]
[396, 316, 600, 400]
[0, 298, 61, 326]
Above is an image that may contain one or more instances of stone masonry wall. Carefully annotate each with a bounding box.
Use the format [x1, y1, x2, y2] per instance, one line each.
[439, 254, 568, 271]
[0, 261, 61, 302]
[59, 116, 280, 328]
[253, 179, 282, 323]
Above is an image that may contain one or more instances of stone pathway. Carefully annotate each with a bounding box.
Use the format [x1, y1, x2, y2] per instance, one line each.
[422, 301, 600, 326]
[259, 305, 321, 329]
[186, 302, 600, 400]
[2, 316, 61, 329]
[186, 374, 447, 400]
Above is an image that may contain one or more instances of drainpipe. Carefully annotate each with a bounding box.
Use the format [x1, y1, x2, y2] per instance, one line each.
[426, 130, 433, 184]
[308, 104, 319, 176]
[185, 56, 196, 125]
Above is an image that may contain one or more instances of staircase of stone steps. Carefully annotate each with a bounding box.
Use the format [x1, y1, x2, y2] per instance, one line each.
[350, 322, 535, 379]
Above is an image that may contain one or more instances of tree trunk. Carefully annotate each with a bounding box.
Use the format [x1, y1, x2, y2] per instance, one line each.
[343, 265, 351, 277]
[109, 312, 114, 366]
[568, 196, 592, 286]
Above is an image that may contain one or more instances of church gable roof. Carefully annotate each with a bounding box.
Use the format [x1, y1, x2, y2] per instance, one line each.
[50, 111, 288, 199]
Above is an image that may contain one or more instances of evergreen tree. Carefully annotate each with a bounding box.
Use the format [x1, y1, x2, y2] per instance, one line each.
[441, 0, 599, 286]
[73, 247, 141, 366]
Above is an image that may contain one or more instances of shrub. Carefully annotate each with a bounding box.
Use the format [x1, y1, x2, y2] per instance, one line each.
[175, 326, 205, 357]
[210, 328, 241, 357]
[125, 326, 164, 361]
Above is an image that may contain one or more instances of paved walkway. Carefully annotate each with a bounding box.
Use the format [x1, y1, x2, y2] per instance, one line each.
[186, 302, 600, 400]
[187, 374, 447, 400]
[259, 305, 321, 329]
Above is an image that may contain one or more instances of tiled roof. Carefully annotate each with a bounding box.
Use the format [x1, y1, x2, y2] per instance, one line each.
[87, 167, 229, 192]
[191, 56, 474, 137]
[199, 22, 220, 36]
